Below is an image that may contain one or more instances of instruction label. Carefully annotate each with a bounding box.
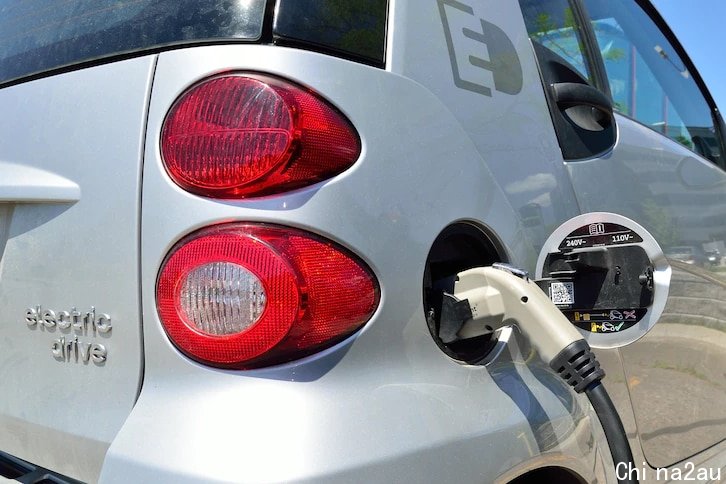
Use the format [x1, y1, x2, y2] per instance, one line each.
[558, 222, 643, 251]
[565, 308, 647, 333]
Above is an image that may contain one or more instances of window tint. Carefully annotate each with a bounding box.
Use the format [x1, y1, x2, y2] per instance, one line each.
[583, 0, 723, 163]
[274, 0, 388, 64]
[520, 0, 592, 82]
[0, 0, 266, 86]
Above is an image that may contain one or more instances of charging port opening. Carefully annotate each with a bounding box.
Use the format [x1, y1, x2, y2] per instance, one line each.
[423, 222, 505, 363]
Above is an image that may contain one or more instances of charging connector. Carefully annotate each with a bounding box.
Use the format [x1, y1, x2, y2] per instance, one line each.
[445, 263, 636, 484]
[444, 263, 605, 389]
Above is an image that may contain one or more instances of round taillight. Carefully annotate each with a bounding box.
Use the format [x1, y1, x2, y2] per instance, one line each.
[161, 74, 361, 198]
[156, 224, 380, 368]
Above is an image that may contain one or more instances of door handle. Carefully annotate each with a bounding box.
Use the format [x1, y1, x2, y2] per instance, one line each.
[0, 161, 80, 203]
[551, 82, 613, 114]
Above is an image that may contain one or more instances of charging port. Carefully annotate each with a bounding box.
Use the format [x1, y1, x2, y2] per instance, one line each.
[423, 222, 505, 363]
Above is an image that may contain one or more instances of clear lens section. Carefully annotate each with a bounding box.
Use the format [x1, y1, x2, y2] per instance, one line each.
[179, 262, 267, 335]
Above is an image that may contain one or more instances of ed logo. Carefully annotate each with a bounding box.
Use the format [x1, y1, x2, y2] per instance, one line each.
[438, 0, 523, 97]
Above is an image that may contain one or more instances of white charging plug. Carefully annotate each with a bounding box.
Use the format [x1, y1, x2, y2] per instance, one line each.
[453, 264, 584, 365]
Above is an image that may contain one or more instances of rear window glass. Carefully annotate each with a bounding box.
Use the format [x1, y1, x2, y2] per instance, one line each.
[273, 0, 387, 64]
[0, 0, 267, 86]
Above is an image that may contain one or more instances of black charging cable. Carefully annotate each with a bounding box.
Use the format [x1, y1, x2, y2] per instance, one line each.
[550, 339, 637, 484]
[441, 265, 640, 483]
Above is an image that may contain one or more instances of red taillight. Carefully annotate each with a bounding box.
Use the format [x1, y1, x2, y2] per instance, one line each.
[161, 74, 361, 198]
[156, 224, 380, 368]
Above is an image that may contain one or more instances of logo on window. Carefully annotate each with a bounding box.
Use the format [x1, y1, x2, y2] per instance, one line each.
[438, 0, 523, 97]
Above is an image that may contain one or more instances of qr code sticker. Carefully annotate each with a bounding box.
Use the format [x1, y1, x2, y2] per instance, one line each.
[549, 282, 574, 305]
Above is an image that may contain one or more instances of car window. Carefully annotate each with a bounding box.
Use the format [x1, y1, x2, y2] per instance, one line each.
[519, 0, 592, 83]
[520, 0, 617, 161]
[0, 0, 266, 86]
[274, 0, 388, 64]
[582, 0, 723, 164]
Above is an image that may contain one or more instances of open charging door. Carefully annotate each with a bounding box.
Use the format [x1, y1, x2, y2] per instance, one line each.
[535, 212, 671, 348]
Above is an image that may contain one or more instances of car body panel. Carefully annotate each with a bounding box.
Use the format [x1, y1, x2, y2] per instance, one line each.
[0, 0, 723, 482]
[99, 44, 609, 483]
[389, 0, 582, 255]
[0, 56, 154, 482]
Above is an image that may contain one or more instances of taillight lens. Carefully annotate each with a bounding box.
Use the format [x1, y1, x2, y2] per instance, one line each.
[161, 74, 361, 198]
[156, 224, 380, 368]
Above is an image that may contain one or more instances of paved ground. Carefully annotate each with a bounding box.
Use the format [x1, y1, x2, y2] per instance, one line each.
[619, 261, 726, 468]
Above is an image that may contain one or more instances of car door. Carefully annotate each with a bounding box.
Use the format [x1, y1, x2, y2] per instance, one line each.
[520, 0, 726, 468]
[0, 2, 159, 477]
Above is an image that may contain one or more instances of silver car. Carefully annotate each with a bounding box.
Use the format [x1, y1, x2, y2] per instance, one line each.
[0, 0, 724, 482]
